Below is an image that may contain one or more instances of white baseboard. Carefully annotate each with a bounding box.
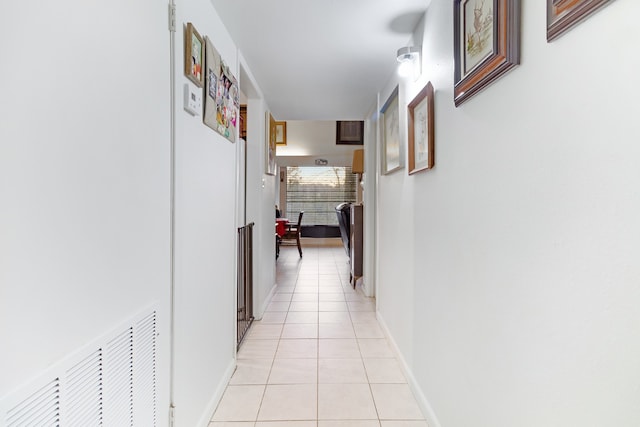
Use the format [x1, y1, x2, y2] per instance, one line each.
[255, 282, 278, 320]
[196, 358, 236, 427]
[376, 312, 443, 427]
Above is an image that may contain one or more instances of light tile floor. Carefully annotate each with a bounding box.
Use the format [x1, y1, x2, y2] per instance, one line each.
[210, 242, 427, 427]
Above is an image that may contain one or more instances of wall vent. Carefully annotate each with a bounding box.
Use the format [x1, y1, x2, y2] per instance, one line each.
[5, 379, 60, 427]
[1, 307, 157, 427]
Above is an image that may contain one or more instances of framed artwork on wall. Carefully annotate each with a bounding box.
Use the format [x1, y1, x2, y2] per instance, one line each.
[408, 82, 435, 174]
[275, 121, 287, 145]
[265, 111, 277, 175]
[547, 0, 614, 41]
[203, 36, 238, 142]
[184, 23, 204, 87]
[453, 0, 520, 106]
[381, 86, 402, 175]
[336, 121, 364, 145]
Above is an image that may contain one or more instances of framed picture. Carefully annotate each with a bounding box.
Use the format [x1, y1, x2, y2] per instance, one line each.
[265, 111, 277, 175]
[547, 0, 614, 41]
[185, 23, 204, 87]
[275, 121, 287, 145]
[408, 82, 435, 174]
[336, 121, 364, 145]
[380, 86, 402, 175]
[453, 0, 520, 106]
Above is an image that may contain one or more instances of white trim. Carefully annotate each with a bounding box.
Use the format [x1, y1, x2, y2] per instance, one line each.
[376, 311, 443, 427]
[195, 358, 236, 427]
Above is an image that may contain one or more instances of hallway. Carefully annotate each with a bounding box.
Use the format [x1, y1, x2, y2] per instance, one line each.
[210, 241, 427, 426]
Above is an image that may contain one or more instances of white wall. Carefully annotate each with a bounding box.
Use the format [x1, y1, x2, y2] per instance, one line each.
[245, 98, 278, 318]
[276, 121, 362, 167]
[172, 1, 239, 426]
[0, 0, 171, 416]
[376, 1, 640, 427]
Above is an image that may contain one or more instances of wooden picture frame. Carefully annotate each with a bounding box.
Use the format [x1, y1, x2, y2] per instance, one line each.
[265, 111, 277, 175]
[185, 23, 204, 87]
[547, 0, 614, 41]
[380, 86, 402, 175]
[275, 121, 287, 145]
[408, 82, 435, 174]
[453, 0, 520, 107]
[336, 121, 364, 145]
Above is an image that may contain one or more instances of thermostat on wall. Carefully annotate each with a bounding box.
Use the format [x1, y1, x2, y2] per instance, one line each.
[184, 83, 201, 116]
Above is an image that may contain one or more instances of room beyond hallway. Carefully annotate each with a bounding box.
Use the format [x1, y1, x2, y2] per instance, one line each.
[210, 241, 427, 426]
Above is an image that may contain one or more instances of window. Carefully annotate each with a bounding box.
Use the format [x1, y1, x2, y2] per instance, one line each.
[286, 166, 357, 226]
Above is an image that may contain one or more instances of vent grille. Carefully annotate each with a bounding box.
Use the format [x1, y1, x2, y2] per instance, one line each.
[65, 350, 103, 427]
[103, 328, 133, 426]
[2, 308, 157, 427]
[5, 379, 60, 427]
[133, 312, 157, 425]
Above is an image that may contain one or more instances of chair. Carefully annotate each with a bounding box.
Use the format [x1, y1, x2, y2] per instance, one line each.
[281, 211, 304, 257]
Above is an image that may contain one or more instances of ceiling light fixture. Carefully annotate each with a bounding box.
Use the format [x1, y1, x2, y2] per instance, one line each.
[396, 46, 421, 63]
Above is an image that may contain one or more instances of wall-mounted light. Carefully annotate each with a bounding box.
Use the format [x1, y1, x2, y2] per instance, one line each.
[396, 46, 420, 63]
[396, 45, 422, 80]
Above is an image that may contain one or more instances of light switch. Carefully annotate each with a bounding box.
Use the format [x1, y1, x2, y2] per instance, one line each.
[184, 83, 201, 116]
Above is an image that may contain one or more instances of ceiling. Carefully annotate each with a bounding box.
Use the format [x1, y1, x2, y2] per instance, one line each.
[210, 0, 429, 121]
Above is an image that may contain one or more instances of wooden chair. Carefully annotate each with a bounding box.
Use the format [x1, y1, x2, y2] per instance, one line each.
[281, 211, 304, 257]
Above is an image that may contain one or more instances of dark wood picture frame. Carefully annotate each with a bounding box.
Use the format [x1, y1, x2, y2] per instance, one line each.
[336, 121, 364, 145]
[408, 82, 435, 174]
[547, 0, 614, 41]
[453, 0, 520, 107]
[184, 23, 204, 88]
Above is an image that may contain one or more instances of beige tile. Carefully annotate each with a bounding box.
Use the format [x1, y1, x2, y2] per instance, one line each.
[286, 311, 318, 324]
[210, 422, 255, 427]
[319, 358, 367, 383]
[353, 322, 385, 339]
[256, 422, 317, 427]
[319, 293, 346, 302]
[380, 422, 428, 427]
[269, 358, 317, 384]
[348, 301, 376, 312]
[281, 323, 318, 339]
[211, 385, 264, 421]
[318, 339, 360, 358]
[275, 286, 295, 294]
[276, 339, 318, 359]
[318, 384, 377, 420]
[345, 293, 369, 301]
[357, 339, 394, 358]
[248, 324, 283, 340]
[319, 301, 349, 312]
[229, 358, 273, 385]
[350, 311, 378, 323]
[319, 323, 355, 339]
[319, 421, 380, 427]
[289, 301, 319, 312]
[363, 358, 406, 383]
[318, 286, 344, 294]
[370, 384, 424, 420]
[319, 311, 351, 324]
[291, 293, 319, 302]
[260, 312, 288, 324]
[266, 301, 292, 312]
[258, 384, 317, 421]
[294, 286, 319, 294]
[238, 339, 279, 359]
[272, 293, 293, 302]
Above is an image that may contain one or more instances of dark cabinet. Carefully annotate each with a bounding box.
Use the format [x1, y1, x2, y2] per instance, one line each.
[350, 203, 363, 287]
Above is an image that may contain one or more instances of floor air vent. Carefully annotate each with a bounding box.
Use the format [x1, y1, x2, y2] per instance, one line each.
[1, 307, 157, 427]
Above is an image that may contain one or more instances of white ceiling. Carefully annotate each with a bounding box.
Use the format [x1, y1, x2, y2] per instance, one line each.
[210, 0, 429, 121]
